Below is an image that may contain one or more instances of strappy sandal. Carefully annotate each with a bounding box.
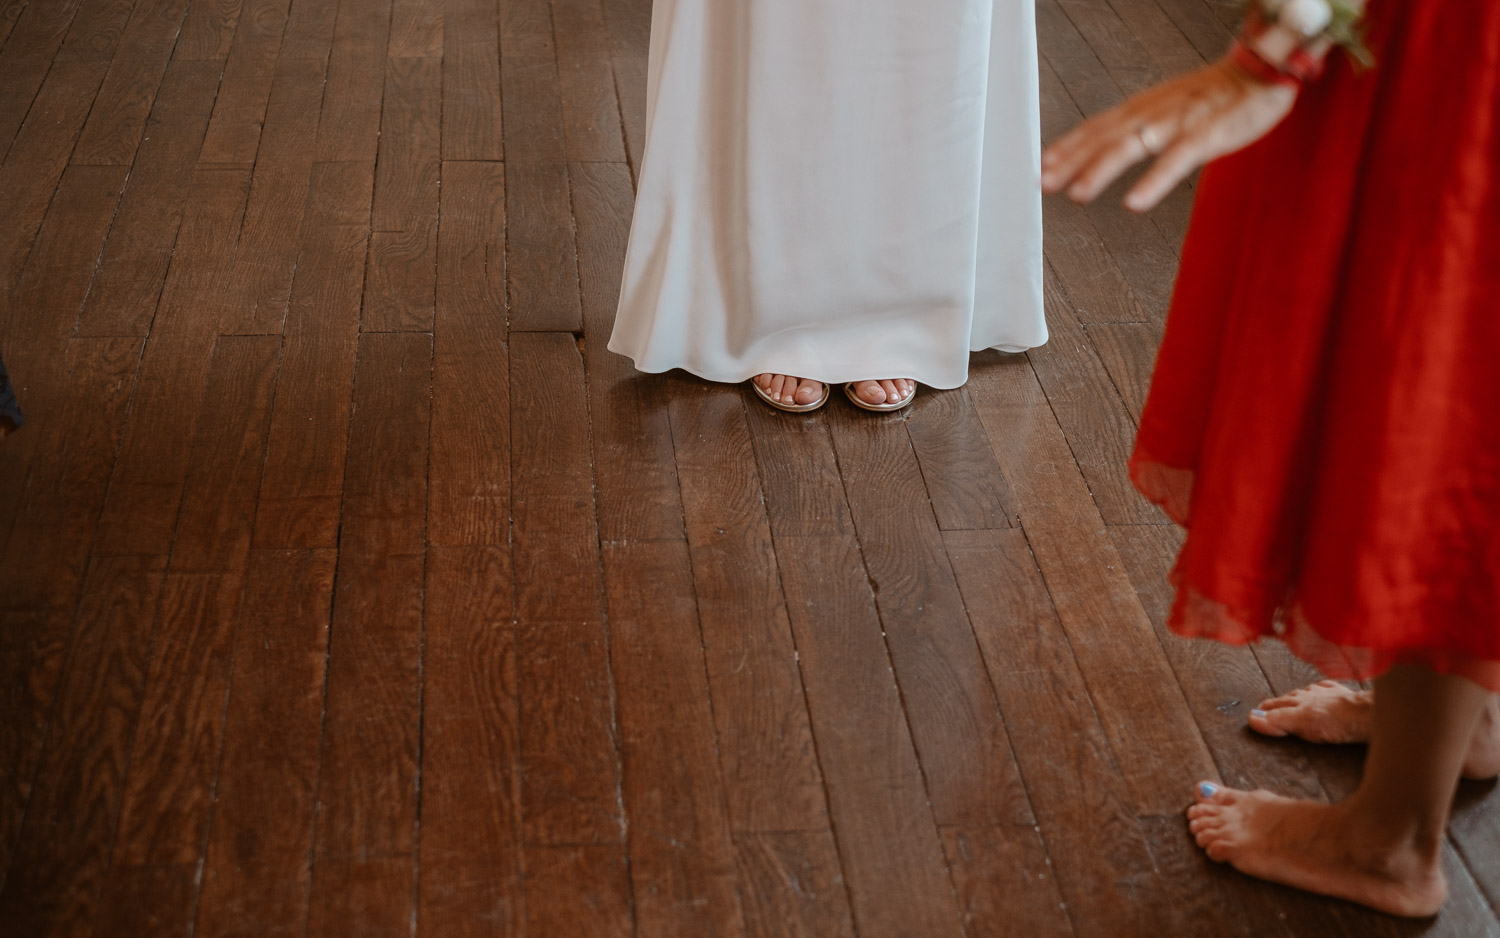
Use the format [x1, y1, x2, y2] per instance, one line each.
[750, 379, 830, 413]
[844, 381, 916, 413]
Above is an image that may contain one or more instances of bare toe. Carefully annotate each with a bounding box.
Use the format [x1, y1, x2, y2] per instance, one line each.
[794, 379, 822, 405]
[754, 373, 773, 390]
[854, 380, 887, 404]
[1248, 681, 1372, 745]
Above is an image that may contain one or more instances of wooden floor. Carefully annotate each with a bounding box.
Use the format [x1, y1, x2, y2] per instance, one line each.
[1, 0, 1498, 934]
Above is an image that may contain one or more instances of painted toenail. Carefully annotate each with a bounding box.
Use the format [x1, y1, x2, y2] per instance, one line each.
[1250, 709, 1267, 719]
[1199, 782, 1218, 798]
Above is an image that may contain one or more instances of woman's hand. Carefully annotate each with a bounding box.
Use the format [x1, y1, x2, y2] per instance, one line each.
[1041, 60, 1299, 212]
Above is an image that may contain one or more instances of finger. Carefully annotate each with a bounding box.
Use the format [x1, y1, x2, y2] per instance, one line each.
[1042, 112, 1136, 192]
[1066, 128, 1154, 203]
[1124, 136, 1206, 212]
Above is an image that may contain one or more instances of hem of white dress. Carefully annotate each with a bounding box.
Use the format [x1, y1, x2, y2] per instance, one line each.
[606, 339, 1041, 391]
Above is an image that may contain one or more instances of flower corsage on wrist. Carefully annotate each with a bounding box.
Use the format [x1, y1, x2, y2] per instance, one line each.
[1231, 0, 1372, 88]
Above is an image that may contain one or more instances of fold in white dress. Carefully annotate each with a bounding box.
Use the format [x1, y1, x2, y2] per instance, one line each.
[609, 0, 1047, 389]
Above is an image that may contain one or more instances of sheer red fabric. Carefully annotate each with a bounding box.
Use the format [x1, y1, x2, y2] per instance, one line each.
[1133, 1, 1500, 689]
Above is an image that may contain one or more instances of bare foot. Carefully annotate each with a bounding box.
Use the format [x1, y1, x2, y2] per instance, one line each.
[1249, 682, 1500, 780]
[1187, 783, 1447, 917]
[753, 374, 825, 406]
[849, 378, 914, 406]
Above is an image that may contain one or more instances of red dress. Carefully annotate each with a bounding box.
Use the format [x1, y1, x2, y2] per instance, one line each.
[1133, 1, 1500, 688]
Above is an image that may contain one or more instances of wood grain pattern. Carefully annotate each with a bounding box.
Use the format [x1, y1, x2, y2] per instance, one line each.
[77, 57, 221, 337]
[671, 389, 829, 832]
[0, 556, 168, 935]
[605, 539, 744, 936]
[943, 528, 1183, 936]
[195, 0, 297, 165]
[418, 546, 523, 937]
[304, 332, 431, 938]
[428, 160, 509, 547]
[828, 412, 1032, 827]
[193, 549, 336, 938]
[253, 160, 372, 548]
[364, 54, 440, 332]
[968, 352, 1218, 815]
[92, 167, 252, 557]
[70, 0, 190, 166]
[775, 534, 964, 938]
[510, 331, 622, 846]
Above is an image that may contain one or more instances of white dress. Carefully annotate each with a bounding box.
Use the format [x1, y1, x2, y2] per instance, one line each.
[609, 0, 1047, 389]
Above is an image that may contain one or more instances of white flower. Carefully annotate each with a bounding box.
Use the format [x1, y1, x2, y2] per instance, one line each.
[1278, 0, 1333, 36]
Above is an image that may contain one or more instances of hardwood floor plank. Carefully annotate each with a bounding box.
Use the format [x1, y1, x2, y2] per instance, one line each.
[0, 0, 85, 159]
[254, 160, 372, 548]
[670, 389, 829, 832]
[1136, 814, 1281, 938]
[91, 338, 278, 923]
[4, 59, 108, 168]
[502, 53, 583, 332]
[551, 0, 626, 162]
[742, 407, 852, 540]
[77, 58, 221, 337]
[195, 0, 296, 165]
[1107, 524, 1323, 798]
[0, 164, 130, 556]
[0, 555, 167, 931]
[305, 332, 431, 938]
[775, 533, 964, 938]
[499, 0, 553, 57]
[100, 571, 246, 881]
[168, 334, 282, 572]
[968, 352, 1218, 815]
[939, 825, 1074, 938]
[441, 0, 502, 160]
[571, 160, 682, 543]
[1150, 0, 1235, 64]
[192, 548, 336, 938]
[506, 157, 583, 333]
[312, 0, 390, 164]
[92, 863, 198, 938]
[604, 539, 744, 937]
[429, 160, 509, 547]
[388, 0, 441, 58]
[0, 0, 33, 49]
[364, 54, 440, 332]
[337, 330, 432, 561]
[1081, 320, 1159, 420]
[0, 337, 140, 878]
[71, 0, 191, 166]
[510, 331, 622, 845]
[903, 386, 1017, 531]
[942, 528, 1184, 936]
[733, 831, 856, 938]
[827, 412, 1032, 827]
[1029, 268, 1166, 525]
[522, 845, 633, 937]
[610, 53, 645, 182]
[93, 167, 252, 556]
[418, 546, 523, 937]
[173, 0, 242, 61]
[218, 53, 330, 335]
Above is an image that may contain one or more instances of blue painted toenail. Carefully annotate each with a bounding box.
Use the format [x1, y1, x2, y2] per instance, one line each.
[1250, 709, 1267, 719]
[1199, 782, 1218, 799]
